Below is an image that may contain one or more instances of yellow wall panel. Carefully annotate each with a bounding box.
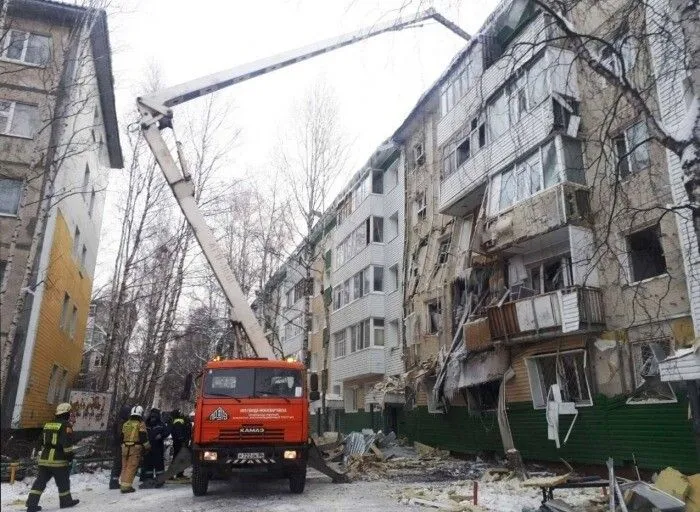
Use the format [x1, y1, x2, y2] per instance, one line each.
[20, 211, 93, 428]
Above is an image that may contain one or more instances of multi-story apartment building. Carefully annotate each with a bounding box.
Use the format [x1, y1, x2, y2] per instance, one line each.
[390, 0, 696, 472]
[329, 144, 404, 426]
[0, 0, 122, 429]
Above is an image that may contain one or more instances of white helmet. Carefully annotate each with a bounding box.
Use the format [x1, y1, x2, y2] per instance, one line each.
[130, 405, 144, 418]
[56, 402, 72, 415]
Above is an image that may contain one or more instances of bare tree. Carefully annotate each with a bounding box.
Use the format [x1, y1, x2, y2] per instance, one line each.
[276, 81, 350, 367]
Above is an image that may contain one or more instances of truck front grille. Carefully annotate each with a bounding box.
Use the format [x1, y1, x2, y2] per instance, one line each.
[218, 427, 285, 442]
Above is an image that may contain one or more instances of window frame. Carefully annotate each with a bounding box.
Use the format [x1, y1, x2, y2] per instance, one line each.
[426, 300, 442, 335]
[1, 29, 51, 66]
[334, 329, 347, 358]
[525, 349, 593, 409]
[626, 339, 677, 405]
[615, 121, 650, 179]
[626, 225, 667, 283]
[437, 237, 452, 265]
[0, 99, 39, 138]
[0, 177, 23, 216]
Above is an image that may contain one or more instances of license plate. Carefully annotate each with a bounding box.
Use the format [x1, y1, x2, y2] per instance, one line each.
[237, 452, 265, 460]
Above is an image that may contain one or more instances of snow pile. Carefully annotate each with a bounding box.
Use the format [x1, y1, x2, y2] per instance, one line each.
[396, 478, 603, 512]
[1, 469, 110, 508]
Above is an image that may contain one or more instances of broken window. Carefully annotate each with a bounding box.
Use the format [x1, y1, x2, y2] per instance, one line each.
[526, 254, 572, 294]
[562, 138, 585, 184]
[60, 293, 71, 332]
[427, 300, 442, 334]
[437, 237, 451, 265]
[456, 137, 470, 168]
[627, 225, 666, 282]
[526, 350, 592, 409]
[413, 141, 426, 168]
[467, 380, 501, 412]
[627, 339, 676, 404]
[415, 192, 427, 223]
[372, 170, 384, 194]
[615, 121, 650, 179]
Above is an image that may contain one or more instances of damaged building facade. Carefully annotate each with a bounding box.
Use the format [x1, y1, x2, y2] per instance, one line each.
[391, 0, 697, 472]
[258, 0, 698, 472]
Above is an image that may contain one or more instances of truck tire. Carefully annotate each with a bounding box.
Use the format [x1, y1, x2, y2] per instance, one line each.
[191, 462, 209, 496]
[289, 467, 306, 494]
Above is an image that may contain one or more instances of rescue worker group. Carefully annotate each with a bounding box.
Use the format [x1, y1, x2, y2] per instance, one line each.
[26, 402, 193, 512]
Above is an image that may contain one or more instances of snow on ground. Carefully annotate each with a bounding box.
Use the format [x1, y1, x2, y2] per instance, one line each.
[1, 468, 603, 512]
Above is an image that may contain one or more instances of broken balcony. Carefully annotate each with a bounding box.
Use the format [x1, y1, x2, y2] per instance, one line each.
[477, 180, 590, 254]
[485, 285, 605, 343]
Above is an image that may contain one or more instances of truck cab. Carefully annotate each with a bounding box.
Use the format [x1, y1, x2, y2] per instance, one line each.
[190, 358, 315, 495]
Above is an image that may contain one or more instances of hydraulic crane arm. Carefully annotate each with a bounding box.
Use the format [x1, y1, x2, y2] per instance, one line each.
[137, 9, 470, 360]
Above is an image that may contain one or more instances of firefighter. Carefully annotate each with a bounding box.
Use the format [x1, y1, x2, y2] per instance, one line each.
[25, 402, 80, 512]
[119, 405, 149, 493]
[140, 408, 168, 488]
[109, 404, 132, 490]
[169, 409, 191, 479]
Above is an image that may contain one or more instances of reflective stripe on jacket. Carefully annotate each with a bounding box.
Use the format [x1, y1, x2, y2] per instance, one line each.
[38, 420, 74, 467]
[121, 419, 150, 449]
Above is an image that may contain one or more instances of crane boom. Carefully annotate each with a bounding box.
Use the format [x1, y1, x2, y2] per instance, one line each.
[137, 9, 470, 360]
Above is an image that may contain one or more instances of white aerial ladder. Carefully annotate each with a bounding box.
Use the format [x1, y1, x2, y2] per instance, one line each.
[137, 9, 470, 360]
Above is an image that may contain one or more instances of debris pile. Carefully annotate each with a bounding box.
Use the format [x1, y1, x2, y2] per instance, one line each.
[652, 467, 700, 512]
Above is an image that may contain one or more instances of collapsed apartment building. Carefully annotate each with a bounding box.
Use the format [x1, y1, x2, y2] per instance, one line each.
[258, 0, 699, 473]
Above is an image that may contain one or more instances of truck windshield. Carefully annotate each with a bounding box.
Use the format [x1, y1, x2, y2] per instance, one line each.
[204, 368, 303, 399]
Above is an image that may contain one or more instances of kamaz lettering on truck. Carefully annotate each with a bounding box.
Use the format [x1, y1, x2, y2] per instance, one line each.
[190, 359, 313, 495]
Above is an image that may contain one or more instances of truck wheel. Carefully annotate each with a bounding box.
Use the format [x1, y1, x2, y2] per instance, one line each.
[191, 463, 209, 496]
[289, 467, 306, 494]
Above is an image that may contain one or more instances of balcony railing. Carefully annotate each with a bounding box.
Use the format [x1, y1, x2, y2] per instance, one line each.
[485, 286, 604, 342]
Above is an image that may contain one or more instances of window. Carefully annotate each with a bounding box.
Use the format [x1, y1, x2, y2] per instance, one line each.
[352, 273, 363, 300]
[284, 318, 302, 339]
[57, 369, 69, 402]
[467, 380, 501, 412]
[389, 264, 399, 292]
[0, 260, 6, 288]
[93, 355, 103, 368]
[371, 170, 383, 194]
[389, 320, 399, 347]
[2, 30, 51, 65]
[373, 266, 384, 292]
[334, 330, 346, 358]
[47, 365, 60, 404]
[73, 227, 81, 259]
[412, 141, 426, 167]
[415, 192, 427, 223]
[437, 237, 451, 265]
[442, 144, 455, 179]
[0, 100, 39, 138]
[0, 178, 22, 215]
[627, 226, 667, 282]
[456, 137, 470, 168]
[69, 306, 78, 339]
[495, 146, 549, 213]
[526, 350, 592, 409]
[508, 73, 529, 123]
[82, 164, 90, 195]
[88, 188, 96, 217]
[388, 212, 399, 240]
[373, 318, 384, 346]
[488, 90, 509, 141]
[615, 121, 650, 178]
[80, 246, 87, 269]
[371, 217, 384, 243]
[60, 294, 70, 331]
[524, 254, 572, 294]
[627, 339, 676, 404]
[344, 386, 359, 413]
[427, 300, 442, 334]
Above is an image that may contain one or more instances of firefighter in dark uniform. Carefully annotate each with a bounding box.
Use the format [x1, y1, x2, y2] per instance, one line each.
[169, 409, 191, 478]
[26, 402, 80, 512]
[140, 408, 168, 488]
[109, 404, 132, 490]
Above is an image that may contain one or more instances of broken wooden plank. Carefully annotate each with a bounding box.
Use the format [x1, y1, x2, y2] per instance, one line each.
[369, 444, 384, 460]
[522, 473, 571, 488]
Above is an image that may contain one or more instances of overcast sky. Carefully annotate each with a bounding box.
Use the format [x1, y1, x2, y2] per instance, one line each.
[95, 0, 500, 288]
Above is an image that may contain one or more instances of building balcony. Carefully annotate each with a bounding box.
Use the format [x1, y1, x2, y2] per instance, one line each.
[476, 181, 590, 254]
[439, 46, 580, 217]
[332, 346, 385, 382]
[485, 285, 605, 344]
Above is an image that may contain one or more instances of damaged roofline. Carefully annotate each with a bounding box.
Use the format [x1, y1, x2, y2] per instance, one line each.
[391, 0, 530, 144]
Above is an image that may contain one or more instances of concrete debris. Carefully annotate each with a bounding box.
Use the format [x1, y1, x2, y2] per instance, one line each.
[414, 441, 450, 459]
[654, 467, 690, 501]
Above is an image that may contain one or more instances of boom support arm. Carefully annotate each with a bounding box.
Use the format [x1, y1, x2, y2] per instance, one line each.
[137, 9, 469, 360]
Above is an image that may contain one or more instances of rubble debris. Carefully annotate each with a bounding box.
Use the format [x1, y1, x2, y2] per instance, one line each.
[414, 441, 449, 459]
[619, 480, 686, 512]
[521, 473, 571, 488]
[687, 474, 700, 512]
[654, 467, 690, 502]
[479, 468, 512, 483]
